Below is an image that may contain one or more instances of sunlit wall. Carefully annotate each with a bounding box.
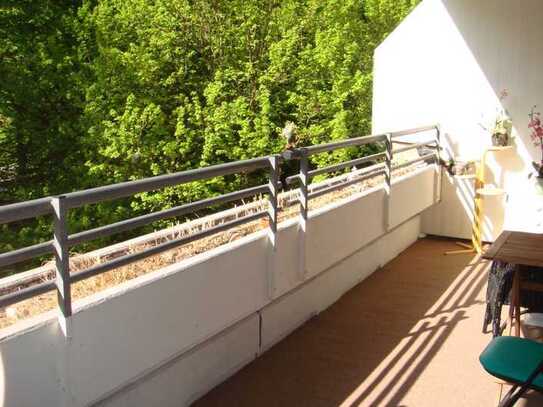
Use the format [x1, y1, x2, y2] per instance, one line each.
[373, 0, 543, 240]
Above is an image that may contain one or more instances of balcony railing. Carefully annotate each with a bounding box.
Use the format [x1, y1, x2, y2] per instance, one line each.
[0, 125, 440, 319]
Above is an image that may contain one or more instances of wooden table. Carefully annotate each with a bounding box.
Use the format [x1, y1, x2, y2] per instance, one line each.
[483, 231, 543, 336]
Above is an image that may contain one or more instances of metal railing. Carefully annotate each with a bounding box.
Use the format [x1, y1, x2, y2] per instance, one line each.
[0, 124, 440, 319]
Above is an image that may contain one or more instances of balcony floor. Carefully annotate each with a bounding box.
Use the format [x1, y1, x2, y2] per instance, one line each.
[194, 238, 543, 406]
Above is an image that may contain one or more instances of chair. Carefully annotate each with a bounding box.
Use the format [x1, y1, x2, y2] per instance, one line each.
[480, 336, 543, 406]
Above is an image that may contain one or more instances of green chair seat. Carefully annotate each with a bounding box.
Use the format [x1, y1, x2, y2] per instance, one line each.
[480, 336, 543, 392]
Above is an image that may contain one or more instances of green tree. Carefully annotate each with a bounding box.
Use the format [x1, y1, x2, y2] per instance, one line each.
[0, 0, 91, 259]
[0, 1, 86, 201]
[0, 0, 420, 271]
[84, 0, 419, 210]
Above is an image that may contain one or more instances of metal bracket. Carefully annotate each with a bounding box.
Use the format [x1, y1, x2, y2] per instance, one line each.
[266, 155, 279, 299]
[52, 196, 72, 337]
[298, 151, 309, 280]
[384, 134, 393, 230]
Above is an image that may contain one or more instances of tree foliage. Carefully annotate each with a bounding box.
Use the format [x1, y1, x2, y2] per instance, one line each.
[0, 0, 419, 265]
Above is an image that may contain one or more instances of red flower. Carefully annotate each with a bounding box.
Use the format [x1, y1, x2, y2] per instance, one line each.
[529, 107, 543, 150]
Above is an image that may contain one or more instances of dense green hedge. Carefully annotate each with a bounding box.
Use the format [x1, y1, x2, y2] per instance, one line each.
[0, 0, 418, 271]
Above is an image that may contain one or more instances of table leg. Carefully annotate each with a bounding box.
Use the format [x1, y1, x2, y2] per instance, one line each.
[508, 299, 514, 337]
[511, 271, 521, 337]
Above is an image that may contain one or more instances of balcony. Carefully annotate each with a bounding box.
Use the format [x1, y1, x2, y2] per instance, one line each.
[2, 0, 543, 405]
[0, 126, 448, 406]
[0, 118, 539, 406]
[0, 122, 540, 407]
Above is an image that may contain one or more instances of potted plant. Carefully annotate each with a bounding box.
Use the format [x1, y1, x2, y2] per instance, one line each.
[491, 110, 513, 147]
[481, 89, 513, 147]
[528, 106, 543, 178]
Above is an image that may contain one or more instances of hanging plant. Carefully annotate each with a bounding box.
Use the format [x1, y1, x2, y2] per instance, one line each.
[491, 111, 513, 147]
[480, 89, 513, 147]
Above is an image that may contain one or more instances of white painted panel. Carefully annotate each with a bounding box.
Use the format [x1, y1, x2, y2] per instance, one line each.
[260, 216, 421, 353]
[67, 234, 268, 405]
[378, 216, 422, 266]
[305, 187, 386, 277]
[0, 319, 64, 407]
[272, 220, 303, 298]
[390, 166, 437, 229]
[259, 281, 318, 353]
[97, 315, 259, 407]
[313, 216, 420, 315]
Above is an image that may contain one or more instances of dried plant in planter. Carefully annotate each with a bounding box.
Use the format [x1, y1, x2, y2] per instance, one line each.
[529, 106, 543, 178]
[447, 158, 476, 177]
[459, 160, 477, 176]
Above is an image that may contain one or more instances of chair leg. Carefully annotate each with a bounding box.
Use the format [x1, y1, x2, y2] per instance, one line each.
[498, 384, 522, 407]
[498, 381, 537, 407]
[497, 382, 504, 406]
[508, 303, 514, 336]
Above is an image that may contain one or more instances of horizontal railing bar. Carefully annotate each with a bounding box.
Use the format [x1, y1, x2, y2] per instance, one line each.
[308, 169, 386, 200]
[304, 124, 438, 156]
[0, 241, 54, 269]
[280, 164, 384, 208]
[63, 157, 271, 209]
[0, 124, 442, 310]
[285, 153, 387, 185]
[393, 140, 437, 155]
[0, 197, 52, 224]
[304, 134, 386, 156]
[70, 211, 267, 284]
[392, 152, 437, 171]
[0, 279, 56, 308]
[317, 162, 385, 181]
[309, 153, 386, 177]
[390, 124, 438, 138]
[308, 152, 386, 180]
[0, 127, 437, 225]
[67, 184, 269, 247]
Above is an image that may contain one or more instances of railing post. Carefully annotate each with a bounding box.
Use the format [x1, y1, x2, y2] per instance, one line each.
[435, 125, 443, 203]
[298, 148, 309, 280]
[52, 196, 72, 336]
[384, 134, 393, 230]
[267, 155, 279, 299]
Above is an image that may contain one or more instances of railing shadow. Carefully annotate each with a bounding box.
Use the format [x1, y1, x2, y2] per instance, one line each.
[193, 239, 492, 407]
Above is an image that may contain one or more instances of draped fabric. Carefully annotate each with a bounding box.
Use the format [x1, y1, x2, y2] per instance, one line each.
[484, 260, 515, 337]
[484, 261, 543, 337]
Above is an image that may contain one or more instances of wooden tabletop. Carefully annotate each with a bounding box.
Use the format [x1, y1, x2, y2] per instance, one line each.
[483, 231, 543, 267]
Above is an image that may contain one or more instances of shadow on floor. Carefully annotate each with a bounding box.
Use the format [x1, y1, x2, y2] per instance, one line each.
[193, 239, 511, 406]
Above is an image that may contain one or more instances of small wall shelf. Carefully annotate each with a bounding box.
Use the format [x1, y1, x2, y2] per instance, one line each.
[486, 145, 514, 152]
[454, 174, 476, 180]
[476, 187, 506, 197]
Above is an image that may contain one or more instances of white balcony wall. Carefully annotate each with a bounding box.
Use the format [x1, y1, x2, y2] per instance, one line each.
[0, 166, 437, 407]
[373, 0, 543, 241]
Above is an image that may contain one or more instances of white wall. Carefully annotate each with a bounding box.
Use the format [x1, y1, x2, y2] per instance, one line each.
[373, 0, 543, 241]
[0, 166, 437, 407]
